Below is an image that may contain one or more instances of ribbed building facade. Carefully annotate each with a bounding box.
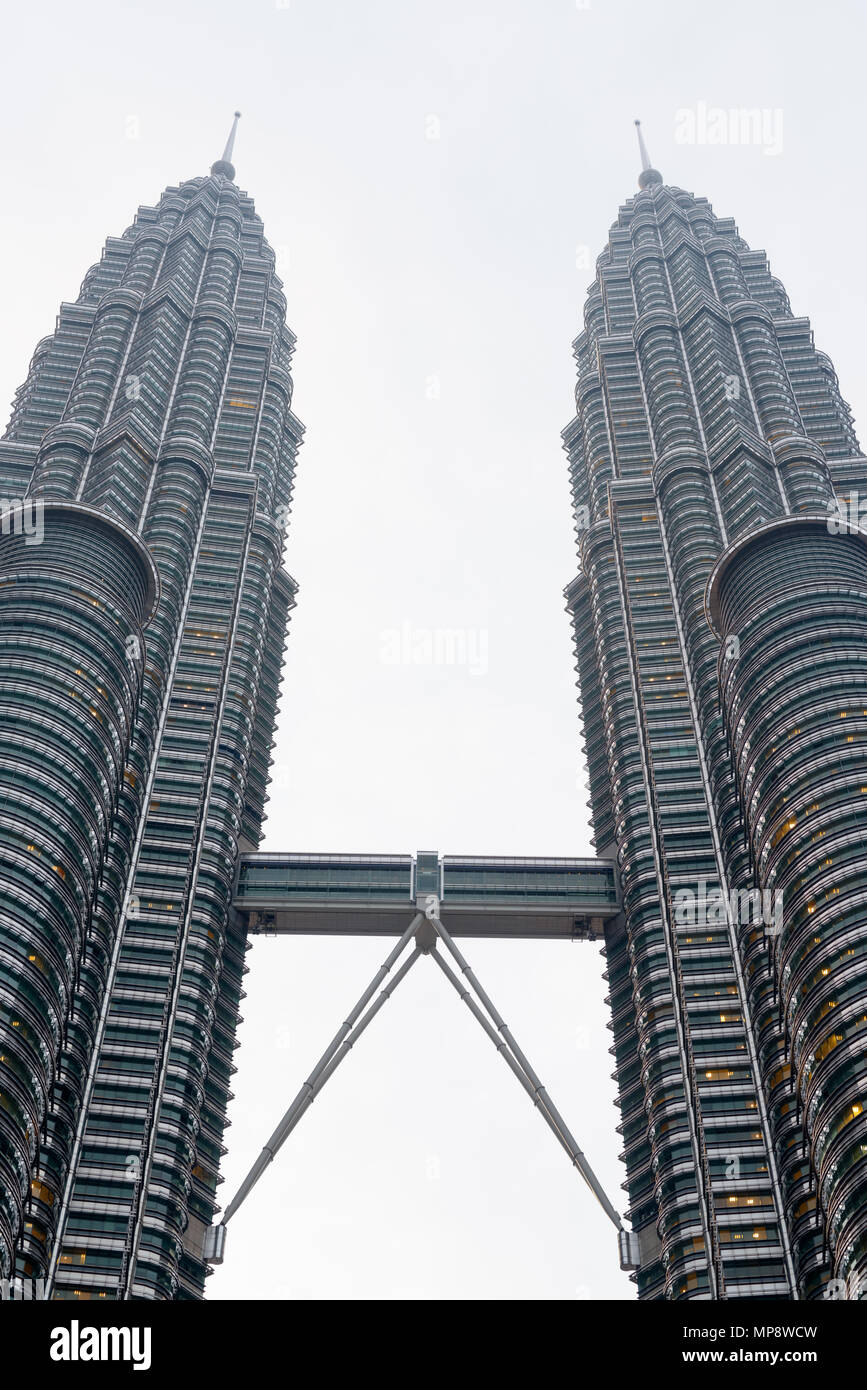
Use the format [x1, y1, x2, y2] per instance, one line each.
[564, 146, 867, 1299]
[0, 127, 302, 1299]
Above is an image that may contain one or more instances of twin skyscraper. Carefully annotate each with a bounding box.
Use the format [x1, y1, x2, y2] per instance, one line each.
[0, 120, 865, 1300]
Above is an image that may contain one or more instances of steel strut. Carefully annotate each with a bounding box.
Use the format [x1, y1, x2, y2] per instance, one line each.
[427, 911, 623, 1231]
[222, 913, 423, 1225]
[214, 903, 625, 1259]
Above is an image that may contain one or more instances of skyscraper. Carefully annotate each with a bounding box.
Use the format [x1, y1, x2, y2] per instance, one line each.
[3, 114, 867, 1308]
[563, 127, 867, 1299]
[0, 116, 303, 1300]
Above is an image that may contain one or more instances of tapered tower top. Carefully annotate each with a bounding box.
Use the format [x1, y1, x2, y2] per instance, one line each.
[634, 119, 663, 189]
[211, 111, 241, 180]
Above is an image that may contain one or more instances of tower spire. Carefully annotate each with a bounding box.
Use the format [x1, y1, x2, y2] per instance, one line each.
[634, 119, 663, 190]
[211, 111, 241, 181]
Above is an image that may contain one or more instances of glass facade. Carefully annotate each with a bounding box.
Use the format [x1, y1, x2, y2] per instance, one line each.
[3, 133, 867, 1305]
[565, 160, 867, 1298]
[0, 147, 302, 1299]
[233, 852, 618, 912]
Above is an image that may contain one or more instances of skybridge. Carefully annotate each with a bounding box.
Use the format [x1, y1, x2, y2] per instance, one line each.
[207, 847, 638, 1278]
[233, 850, 620, 940]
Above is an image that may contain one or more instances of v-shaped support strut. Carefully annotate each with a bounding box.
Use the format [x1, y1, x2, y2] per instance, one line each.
[207, 899, 636, 1270]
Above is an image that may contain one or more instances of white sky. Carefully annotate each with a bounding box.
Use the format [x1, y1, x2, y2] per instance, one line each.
[2, 0, 866, 1300]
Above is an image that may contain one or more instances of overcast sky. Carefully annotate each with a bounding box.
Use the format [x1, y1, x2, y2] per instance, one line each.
[2, 0, 866, 1301]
